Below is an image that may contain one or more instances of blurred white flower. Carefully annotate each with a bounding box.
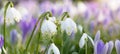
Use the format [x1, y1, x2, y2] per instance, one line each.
[41, 20, 57, 36]
[47, 43, 60, 54]
[79, 33, 94, 48]
[16, 6, 29, 17]
[77, 2, 87, 14]
[97, 11, 105, 23]
[106, 0, 120, 11]
[78, 25, 83, 33]
[61, 18, 77, 35]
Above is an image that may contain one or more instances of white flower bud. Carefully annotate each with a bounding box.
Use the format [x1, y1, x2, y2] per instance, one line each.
[79, 33, 94, 48]
[61, 18, 77, 35]
[47, 43, 60, 54]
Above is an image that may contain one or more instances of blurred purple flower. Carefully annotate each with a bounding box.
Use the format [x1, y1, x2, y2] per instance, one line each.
[19, 17, 37, 42]
[89, 21, 95, 33]
[39, 1, 53, 14]
[115, 40, 120, 54]
[39, 0, 76, 17]
[94, 40, 113, 54]
[10, 29, 18, 44]
[18, 0, 38, 15]
[70, 31, 75, 40]
[0, 35, 4, 48]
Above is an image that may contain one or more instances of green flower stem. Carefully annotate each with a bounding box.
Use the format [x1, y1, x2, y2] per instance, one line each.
[4, 1, 13, 48]
[36, 12, 52, 53]
[61, 12, 70, 21]
[24, 12, 52, 53]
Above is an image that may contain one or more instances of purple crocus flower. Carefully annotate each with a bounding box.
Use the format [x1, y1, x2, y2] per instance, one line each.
[10, 29, 18, 44]
[94, 30, 100, 43]
[115, 40, 120, 54]
[19, 17, 37, 43]
[0, 35, 4, 48]
[94, 40, 113, 54]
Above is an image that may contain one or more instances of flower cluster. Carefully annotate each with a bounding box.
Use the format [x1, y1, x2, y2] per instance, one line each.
[0, 0, 120, 54]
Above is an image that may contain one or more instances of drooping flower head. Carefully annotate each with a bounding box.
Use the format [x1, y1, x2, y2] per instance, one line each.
[79, 33, 94, 48]
[61, 18, 77, 35]
[41, 19, 57, 36]
[6, 7, 22, 23]
[0, 6, 22, 25]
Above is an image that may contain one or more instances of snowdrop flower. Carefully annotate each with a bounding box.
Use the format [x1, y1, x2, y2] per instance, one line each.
[0, 6, 22, 25]
[5, 7, 21, 25]
[94, 40, 113, 54]
[79, 33, 94, 48]
[115, 40, 120, 54]
[6, 7, 21, 22]
[47, 43, 60, 54]
[78, 25, 83, 33]
[41, 20, 57, 36]
[61, 18, 77, 35]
